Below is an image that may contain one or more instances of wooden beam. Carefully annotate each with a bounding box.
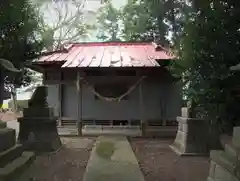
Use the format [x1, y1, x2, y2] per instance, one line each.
[45, 80, 76, 85]
[61, 117, 77, 121]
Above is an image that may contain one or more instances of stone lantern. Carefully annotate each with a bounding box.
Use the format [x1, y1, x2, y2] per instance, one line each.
[17, 86, 62, 152]
[0, 59, 35, 180]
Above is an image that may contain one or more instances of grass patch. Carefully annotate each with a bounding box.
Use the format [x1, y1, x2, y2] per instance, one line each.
[96, 141, 115, 159]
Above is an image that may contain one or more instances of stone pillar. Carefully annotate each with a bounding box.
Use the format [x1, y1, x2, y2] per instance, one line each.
[170, 107, 222, 156]
[207, 126, 240, 181]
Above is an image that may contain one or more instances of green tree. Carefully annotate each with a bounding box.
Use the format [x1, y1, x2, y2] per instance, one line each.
[0, 0, 42, 111]
[121, 0, 191, 45]
[96, 0, 122, 41]
[180, 1, 240, 131]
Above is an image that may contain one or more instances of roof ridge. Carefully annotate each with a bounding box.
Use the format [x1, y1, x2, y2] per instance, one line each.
[65, 41, 154, 46]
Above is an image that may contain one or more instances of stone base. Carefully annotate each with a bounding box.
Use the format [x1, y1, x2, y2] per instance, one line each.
[17, 117, 62, 152]
[170, 117, 222, 156]
[169, 144, 208, 156]
[0, 121, 35, 181]
[82, 125, 142, 137]
[0, 144, 23, 167]
[207, 151, 239, 181]
[207, 127, 240, 181]
[0, 151, 35, 181]
[23, 107, 54, 118]
[0, 128, 16, 153]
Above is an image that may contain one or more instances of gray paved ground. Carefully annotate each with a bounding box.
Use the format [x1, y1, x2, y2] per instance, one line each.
[83, 136, 145, 181]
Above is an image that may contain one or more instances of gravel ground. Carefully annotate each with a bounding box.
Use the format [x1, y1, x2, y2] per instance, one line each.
[0, 110, 227, 181]
[130, 138, 210, 181]
[18, 137, 96, 181]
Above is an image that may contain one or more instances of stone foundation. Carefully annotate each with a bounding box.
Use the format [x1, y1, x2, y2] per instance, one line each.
[0, 128, 16, 152]
[18, 117, 62, 152]
[207, 127, 240, 181]
[170, 117, 222, 156]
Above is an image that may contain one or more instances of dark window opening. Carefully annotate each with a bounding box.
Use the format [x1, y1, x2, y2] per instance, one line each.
[113, 120, 128, 125]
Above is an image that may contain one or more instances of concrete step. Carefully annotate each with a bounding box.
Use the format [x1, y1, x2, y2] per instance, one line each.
[232, 127, 240, 147]
[0, 128, 16, 153]
[0, 151, 35, 181]
[224, 142, 240, 161]
[210, 150, 236, 175]
[0, 122, 6, 129]
[207, 177, 215, 181]
[0, 144, 23, 168]
[233, 127, 240, 140]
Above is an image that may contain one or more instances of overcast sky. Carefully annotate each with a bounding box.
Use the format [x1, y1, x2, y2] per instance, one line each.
[35, 0, 127, 42]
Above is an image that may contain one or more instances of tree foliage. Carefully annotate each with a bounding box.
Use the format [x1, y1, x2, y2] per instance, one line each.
[96, 0, 122, 41]
[179, 1, 240, 129]
[0, 0, 42, 108]
[121, 0, 191, 45]
[0, 0, 42, 87]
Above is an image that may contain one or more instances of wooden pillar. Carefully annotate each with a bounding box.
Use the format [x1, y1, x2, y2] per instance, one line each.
[162, 98, 167, 126]
[139, 81, 146, 136]
[58, 72, 63, 126]
[76, 71, 82, 136]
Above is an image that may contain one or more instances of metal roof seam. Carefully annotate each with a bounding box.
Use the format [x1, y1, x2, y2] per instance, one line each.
[62, 47, 82, 67]
[69, 47, 86, 67]
[98, 47, 105, 67]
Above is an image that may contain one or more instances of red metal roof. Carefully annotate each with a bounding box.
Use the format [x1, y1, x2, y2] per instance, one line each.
[36, 42, 174, 68]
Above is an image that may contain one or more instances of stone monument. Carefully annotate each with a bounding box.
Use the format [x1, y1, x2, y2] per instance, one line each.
[170, 107, 222, 156]
[0, 121, 35, 181]
[207, 126, 240, 181]
[18, 86, 62, 152]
